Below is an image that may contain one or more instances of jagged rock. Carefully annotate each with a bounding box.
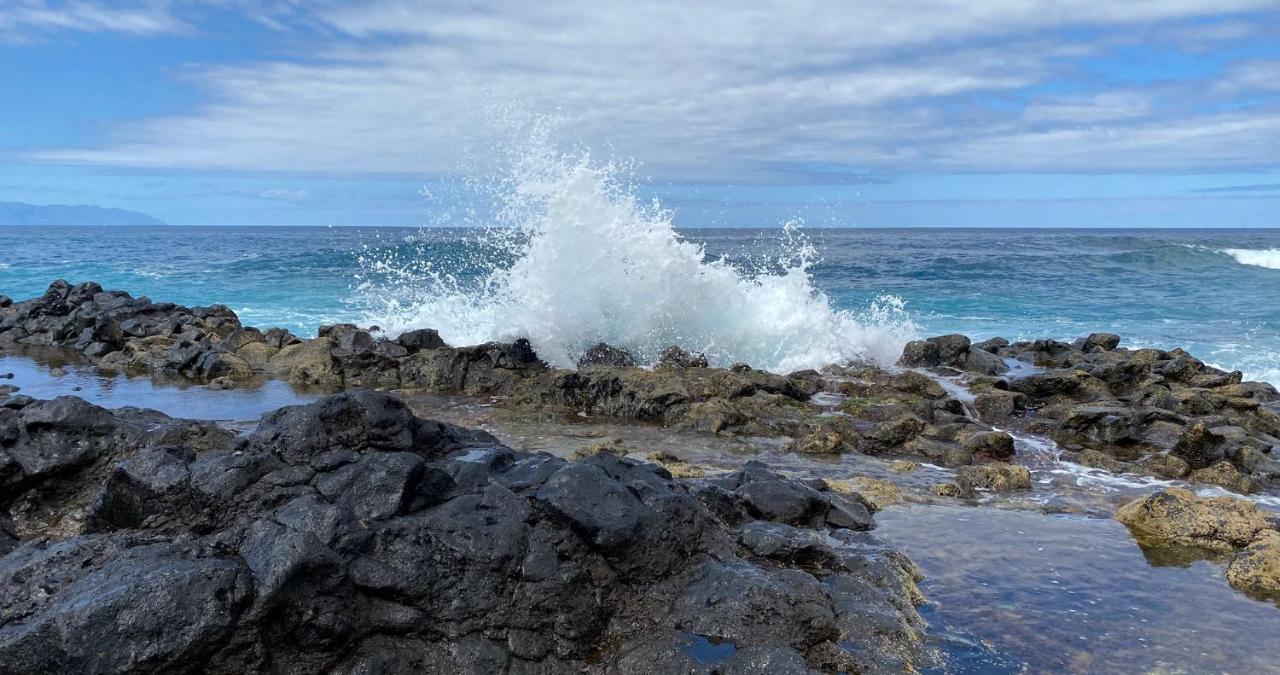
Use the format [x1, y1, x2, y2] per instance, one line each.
[577, 342, 637, 368]
[655, 345, 709, 369]
[0, 393, 928, 672]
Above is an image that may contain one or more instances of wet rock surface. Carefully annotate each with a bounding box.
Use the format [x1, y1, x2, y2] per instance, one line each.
[904, 332, 1280, 495]
[1116, 488, 1280, 601]
[0, 390, 928, 673]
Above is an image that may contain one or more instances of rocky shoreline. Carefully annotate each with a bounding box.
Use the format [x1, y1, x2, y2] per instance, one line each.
[0, 390, 927, 673]
[4, 280, 1279, 497]
[3, 280, 1280, 671]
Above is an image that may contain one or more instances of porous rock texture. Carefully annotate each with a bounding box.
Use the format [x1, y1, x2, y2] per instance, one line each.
[0, 390, 929, 674]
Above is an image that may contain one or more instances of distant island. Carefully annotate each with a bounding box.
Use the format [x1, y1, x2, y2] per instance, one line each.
[0, 201, 165, 226]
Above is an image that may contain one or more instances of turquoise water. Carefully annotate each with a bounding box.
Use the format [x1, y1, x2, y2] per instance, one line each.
[1, 226, 1278, 382]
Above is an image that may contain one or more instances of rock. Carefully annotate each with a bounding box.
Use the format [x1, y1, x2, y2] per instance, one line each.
[265, 337, 339, 385]
[1189, 461, 1260, 495]
[655, 345, 709, 369]
[0, 392, 928, 671]
[1083, 333, 1121, 351]
[577, 342, 637, 368]
[898, 340, 939, 367]
[955, 463, 1031, 495]
[570, 437, 630, 461]
[1074, 449, 1129, 473]
[1009, 369, 1083, 398]
[645, 451, 705, 478]
[826, 477, 902, 510]
[1135, 453, 1190, 479]
[395, 328, 447, 353]
[961, 348, 1008, 375]
[973, 389, 1024, 423]
[889, 460, 919, 474]
[1173, 423, 1226, 470]
[961, 431, 1016, 460]
[972, 337, 1008, 353]
[1227, 530, 1280, 599]
[930, 483, 963, 498]
[929, 334, 971, 366]
[788, 428, 852, 455]
[1115, 488, 1274, 550]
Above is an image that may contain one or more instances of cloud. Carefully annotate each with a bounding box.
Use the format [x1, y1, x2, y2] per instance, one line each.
[0, 1, 186, 41]
[19, 0, 1280, 178]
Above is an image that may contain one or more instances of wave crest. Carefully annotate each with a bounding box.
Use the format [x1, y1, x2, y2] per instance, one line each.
[1220, 247, 1280, 270]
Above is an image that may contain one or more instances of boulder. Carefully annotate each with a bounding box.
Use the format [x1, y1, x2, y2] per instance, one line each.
[395, 328, 447, 353]
[1082, 332, 1121, 351]
[1115, 488, 1274, 550]
[265, 337, 340, 385]
[577, 342, 637, 368]
[1227, 530, 1280, 599]
[961, 431, 1016, 460]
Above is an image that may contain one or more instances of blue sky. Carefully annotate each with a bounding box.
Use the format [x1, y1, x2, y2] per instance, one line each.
[2, 1, 1279, 227]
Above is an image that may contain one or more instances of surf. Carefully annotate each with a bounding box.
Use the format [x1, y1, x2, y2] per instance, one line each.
[358, 140, 916, 372]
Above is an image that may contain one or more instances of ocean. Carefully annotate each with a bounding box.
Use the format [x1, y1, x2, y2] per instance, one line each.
[3, 225, 1277, 385]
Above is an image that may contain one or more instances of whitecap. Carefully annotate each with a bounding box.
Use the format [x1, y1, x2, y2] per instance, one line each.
[1219, 247, 1280, 270]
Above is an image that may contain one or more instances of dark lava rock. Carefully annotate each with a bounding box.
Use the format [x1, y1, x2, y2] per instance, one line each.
[0, 392, 927, 673]
[577, 342, 638, 368]
[395, 327, 446, 353]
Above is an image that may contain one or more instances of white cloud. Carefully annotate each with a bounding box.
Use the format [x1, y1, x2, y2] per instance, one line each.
[0, 1, 186, 40]
[21, 0, 1280, 176]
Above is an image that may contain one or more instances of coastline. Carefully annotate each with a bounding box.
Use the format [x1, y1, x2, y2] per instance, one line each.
[3, 280, 1280, 671]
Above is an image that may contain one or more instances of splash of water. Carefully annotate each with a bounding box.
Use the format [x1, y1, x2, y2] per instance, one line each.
[358, 144, 916, 372]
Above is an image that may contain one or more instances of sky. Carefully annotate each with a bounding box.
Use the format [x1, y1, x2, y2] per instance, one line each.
[1, 0, 1279, 227]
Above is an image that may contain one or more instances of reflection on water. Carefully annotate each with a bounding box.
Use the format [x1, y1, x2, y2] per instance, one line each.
[877, 505, 1280, 674]
[0, 353, 326, 426]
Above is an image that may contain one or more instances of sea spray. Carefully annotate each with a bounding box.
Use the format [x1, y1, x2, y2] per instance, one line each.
[357, 144, 916, 372]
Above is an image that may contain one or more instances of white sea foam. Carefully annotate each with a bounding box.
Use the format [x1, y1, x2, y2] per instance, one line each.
[1219, 247, 1280, 270]
[359, 139, 916, 372]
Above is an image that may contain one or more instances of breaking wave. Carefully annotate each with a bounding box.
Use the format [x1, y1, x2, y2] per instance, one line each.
[357, 140, 916, 372]
[1220, 247, 1280, 270]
